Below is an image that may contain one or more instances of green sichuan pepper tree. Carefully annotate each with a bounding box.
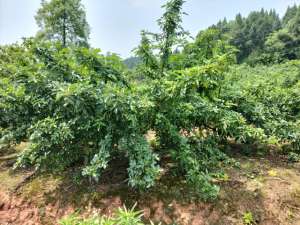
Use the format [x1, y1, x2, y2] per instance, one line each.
[0, 39, 160, 190]
[133, 0, 265, 200]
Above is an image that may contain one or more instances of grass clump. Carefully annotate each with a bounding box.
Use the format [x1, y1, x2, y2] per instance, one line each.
[60, 204, 160, 225]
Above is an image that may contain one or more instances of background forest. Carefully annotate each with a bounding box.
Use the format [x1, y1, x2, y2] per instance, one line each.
[0, 0, 299, 224]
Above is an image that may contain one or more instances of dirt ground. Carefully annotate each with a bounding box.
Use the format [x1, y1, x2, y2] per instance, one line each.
[0, 145, 300, 225]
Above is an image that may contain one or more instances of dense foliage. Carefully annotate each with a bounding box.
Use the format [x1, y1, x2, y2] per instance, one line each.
[209, 5, 300, 64]
[169, 27, 237, 69]
[222, 61, 300, 152]
[1, 0, 299, 201]
[0, 39, 161, 190]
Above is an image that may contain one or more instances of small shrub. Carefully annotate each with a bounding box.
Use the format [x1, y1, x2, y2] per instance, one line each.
[243, 212, 255, 225]
[288, 152, 300, 163]
[59, 204, 160, 225]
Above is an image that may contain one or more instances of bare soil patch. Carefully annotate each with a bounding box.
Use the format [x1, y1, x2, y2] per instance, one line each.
[0, 145, 300, 225]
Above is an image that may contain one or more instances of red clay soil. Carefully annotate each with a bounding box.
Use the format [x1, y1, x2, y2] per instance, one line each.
[1, 156, 300, 225]
[0, 191, 44, 225]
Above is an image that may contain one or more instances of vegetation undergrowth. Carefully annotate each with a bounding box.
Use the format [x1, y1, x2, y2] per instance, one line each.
[59, 204, 158, 225]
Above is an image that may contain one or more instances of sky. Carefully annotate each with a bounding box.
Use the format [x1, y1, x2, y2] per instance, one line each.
[0, 0, 300, 58]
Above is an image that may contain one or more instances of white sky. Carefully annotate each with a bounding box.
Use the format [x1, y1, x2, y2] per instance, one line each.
[0, 0, 299, 58]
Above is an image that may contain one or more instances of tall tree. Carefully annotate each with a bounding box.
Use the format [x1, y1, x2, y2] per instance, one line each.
[229, 9, 281, 63]
[288, 7, 300, 36]
[283, 5, 299, 25]
[35, 0, 90, 47]
[260, 6, 300, 64]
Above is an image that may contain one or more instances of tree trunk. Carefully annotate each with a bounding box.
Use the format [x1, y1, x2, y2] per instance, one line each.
[62, 0, 67, 46]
